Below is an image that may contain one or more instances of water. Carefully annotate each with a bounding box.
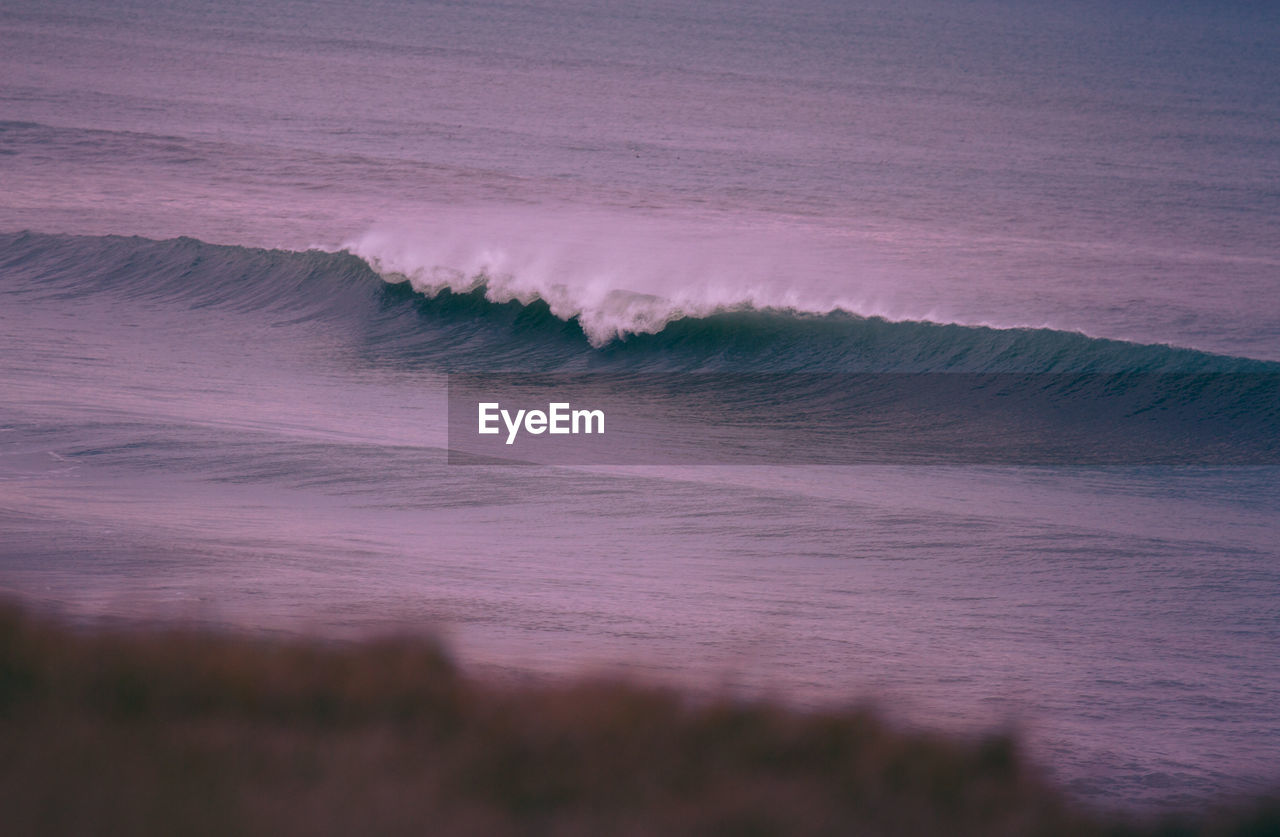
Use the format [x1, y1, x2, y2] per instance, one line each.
[2, 0, 1279, 811]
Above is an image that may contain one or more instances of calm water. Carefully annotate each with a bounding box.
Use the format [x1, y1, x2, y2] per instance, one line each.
[2, 0, 1279, 810]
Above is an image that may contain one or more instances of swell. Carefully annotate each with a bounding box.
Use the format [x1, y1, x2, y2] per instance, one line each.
[2, 230, 1276, 376]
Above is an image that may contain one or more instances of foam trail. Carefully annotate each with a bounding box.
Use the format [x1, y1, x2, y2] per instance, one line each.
[341, 208, 918, 346]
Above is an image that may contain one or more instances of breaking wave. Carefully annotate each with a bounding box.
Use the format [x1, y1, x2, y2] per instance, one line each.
[2, 230, 1276, 376]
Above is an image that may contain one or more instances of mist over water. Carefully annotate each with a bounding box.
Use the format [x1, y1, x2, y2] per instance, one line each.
[2, 0, 1279, 812]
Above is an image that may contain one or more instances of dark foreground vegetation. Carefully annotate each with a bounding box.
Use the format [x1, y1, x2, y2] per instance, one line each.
[1, 602, 1276, 836]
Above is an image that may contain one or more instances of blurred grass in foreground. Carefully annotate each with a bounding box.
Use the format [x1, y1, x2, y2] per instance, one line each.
[1, 601, 1276, 836]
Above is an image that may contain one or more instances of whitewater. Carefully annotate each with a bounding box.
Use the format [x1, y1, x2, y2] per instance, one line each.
[2, 0, 1279, 812]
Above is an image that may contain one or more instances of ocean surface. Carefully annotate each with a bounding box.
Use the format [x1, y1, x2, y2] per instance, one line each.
[2, 0, 1279, 811]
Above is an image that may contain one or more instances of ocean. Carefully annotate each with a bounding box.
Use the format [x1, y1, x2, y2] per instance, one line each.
[2, 0, 1278, 811]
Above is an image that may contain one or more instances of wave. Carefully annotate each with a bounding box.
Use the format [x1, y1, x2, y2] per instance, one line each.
[2, 230, 1276, 375]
